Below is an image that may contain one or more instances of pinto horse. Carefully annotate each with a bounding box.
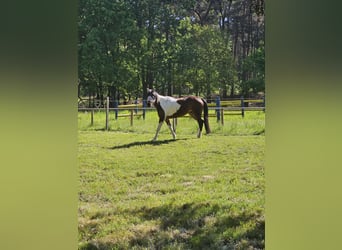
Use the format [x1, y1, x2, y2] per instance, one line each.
[146, 89, 211, 141]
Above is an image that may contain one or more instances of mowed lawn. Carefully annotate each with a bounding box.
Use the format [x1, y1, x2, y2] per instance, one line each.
[78, 112, 265, 249]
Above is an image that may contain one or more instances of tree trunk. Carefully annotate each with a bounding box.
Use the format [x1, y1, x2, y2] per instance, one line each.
[222, 82, 228, 98]
[108, 85, 116, 108]
[142, 67, 148, 100]
[230, 82, 235, 97]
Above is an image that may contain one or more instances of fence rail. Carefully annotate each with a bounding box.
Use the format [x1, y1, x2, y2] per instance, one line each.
[78, 106, 264, 112]
[78, 96, 265, 109]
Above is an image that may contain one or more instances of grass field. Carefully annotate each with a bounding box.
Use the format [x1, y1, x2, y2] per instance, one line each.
[78, 110, 265, 136]
[78, 111, 265, 249]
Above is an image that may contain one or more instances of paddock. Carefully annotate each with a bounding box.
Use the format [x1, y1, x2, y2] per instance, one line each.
[78, 128, 265, 249]
[78, 99, 265, 249]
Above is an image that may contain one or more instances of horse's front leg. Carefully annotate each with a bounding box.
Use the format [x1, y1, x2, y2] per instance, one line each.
[165, 119, 176, 140]
[152, 121, 163, 141]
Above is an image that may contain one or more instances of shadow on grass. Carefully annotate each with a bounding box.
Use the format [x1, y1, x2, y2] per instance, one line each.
[108, 138, 189, 149]
[79, 202, 264, 250]
[129, 203, 265, 249]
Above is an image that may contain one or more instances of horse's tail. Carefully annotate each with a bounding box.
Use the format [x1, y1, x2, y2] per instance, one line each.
[201, 98, 211, 134]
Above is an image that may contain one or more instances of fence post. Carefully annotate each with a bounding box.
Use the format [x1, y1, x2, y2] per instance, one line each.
[221, 108, 224, 125]
[241, 96, 245, 118]
[134, 99, 138, 114]
[130, 109, 133, 126]
[106, 96, 109, 130]
[91, 109, 94, 126]
[216, 96, 221, 122]
[142, 100, 146, 120]
[114, 100, 118, 119]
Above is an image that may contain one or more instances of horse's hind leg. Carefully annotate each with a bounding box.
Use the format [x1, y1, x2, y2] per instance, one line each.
[197, 118, 204, 138]
[190, 111, 204, 138]
[165, 119, 176, 140]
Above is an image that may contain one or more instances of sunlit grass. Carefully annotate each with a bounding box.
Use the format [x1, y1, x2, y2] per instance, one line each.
[78, 111, 265, 249]
[78, 110, 265, 137]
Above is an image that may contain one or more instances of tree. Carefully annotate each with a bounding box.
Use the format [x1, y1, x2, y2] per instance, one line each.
[241, 44, 264, 95]
[78, 0, 264, 102]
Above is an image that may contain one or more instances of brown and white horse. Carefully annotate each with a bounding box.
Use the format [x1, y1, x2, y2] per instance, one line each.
[146, 89, 211, 141]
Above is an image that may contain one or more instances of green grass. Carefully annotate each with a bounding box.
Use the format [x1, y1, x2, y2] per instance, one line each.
[78, 112, 265, 249]
[78, 110, 265, 136]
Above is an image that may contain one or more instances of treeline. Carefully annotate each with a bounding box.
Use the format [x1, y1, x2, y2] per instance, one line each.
[78, 0, 264, 103]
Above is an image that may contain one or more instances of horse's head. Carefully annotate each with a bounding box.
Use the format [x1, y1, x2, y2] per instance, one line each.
[146, 88, 158, 107]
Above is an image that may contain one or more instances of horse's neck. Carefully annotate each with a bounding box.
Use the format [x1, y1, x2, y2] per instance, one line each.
[154, 93, 161, 103]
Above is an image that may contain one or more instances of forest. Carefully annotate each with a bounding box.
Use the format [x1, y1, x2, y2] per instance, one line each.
[78, 0, 264, 104]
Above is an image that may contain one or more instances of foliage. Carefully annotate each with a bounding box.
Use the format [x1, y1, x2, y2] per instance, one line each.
[241, 46, 265, 94]
[78, 0, 265, 102]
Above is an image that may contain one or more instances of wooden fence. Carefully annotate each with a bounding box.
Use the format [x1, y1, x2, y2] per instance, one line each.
[78, 96, 265, 130]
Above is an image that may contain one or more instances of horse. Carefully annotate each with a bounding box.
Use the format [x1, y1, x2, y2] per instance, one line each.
[146, 88, 211, 141]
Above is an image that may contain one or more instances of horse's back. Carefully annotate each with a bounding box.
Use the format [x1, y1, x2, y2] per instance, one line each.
[182, 96, 204, 106]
